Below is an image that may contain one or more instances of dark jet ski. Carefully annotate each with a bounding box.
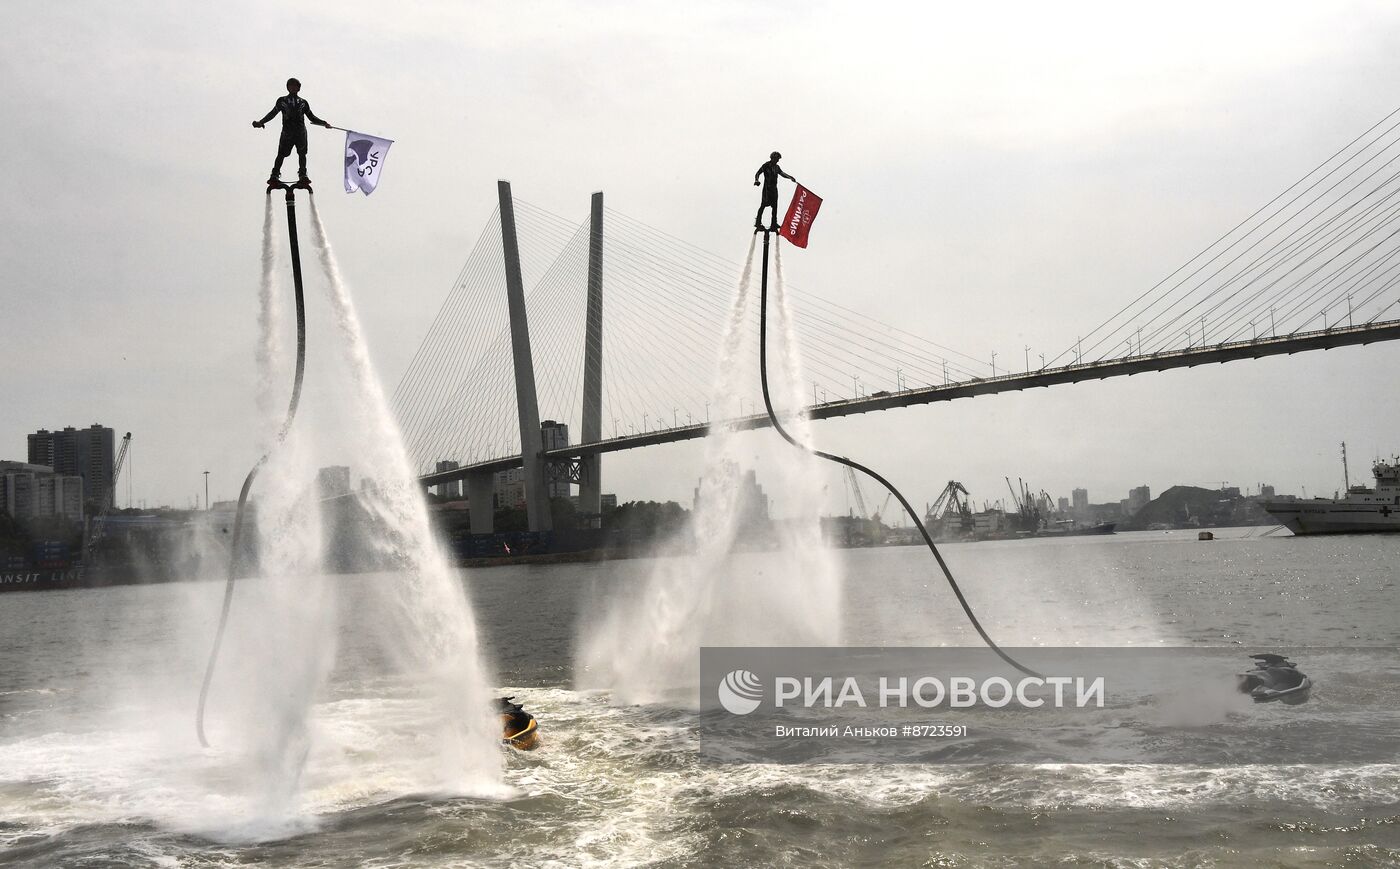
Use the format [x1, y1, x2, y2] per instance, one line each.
[497, 696, 539, 750]
[1236, 654, 1311, 705]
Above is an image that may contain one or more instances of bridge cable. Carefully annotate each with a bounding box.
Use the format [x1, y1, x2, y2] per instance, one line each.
[1136, 186, 1400, 353]
[1200, 179, 1400, 346]
[1130, 170, 1400, 353]
[1058, 106, 1400, 366]
[1134, 164, 1400, 353]
[1106, 138, 1400, 357]
[608, 207, 991, 371]
[756, 230, 1041, 677]
[604, 210, 985, 381]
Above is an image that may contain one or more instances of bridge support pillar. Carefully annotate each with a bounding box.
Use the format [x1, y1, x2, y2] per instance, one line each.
[467, 469, 495, 534]
[499, 180, 553, 533]
[578, 191, 605, 527]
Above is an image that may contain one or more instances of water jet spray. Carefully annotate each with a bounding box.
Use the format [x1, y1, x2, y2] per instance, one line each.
[196, 183, 310, 747]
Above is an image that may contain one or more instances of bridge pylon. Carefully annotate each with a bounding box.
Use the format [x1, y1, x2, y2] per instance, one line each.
[578, 191, 605, 527]
[498, 180, 552, 533]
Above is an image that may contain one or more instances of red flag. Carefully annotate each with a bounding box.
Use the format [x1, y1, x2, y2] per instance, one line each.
[779, 184, 823, 248]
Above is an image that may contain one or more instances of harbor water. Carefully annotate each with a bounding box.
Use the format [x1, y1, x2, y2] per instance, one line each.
[1, 528, 1397, 866]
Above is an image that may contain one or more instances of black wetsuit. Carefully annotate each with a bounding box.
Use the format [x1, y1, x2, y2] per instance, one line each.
[258, 95, 326, 179]
[754, 159, 794, 229]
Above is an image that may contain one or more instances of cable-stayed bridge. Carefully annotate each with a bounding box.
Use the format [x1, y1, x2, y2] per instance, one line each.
[397, 109, 1400, 532]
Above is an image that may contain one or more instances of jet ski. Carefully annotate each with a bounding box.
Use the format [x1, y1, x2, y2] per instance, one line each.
[1236, 654, 1311, 705]
[498, 696, 539, 750]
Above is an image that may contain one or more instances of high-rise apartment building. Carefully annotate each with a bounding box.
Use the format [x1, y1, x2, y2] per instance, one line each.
[433, 460, 462, 500]
[1071, 487, 1089, 517]
[316, 465, 352, 498]
[1127, 485, 1151, 515]
[540, 420, 571, 500]
[28, 425, 115, 510]
[0, 461, 84, 523]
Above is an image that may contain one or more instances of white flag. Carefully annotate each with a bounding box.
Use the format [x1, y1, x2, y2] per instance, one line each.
[343, 130, 394, 196]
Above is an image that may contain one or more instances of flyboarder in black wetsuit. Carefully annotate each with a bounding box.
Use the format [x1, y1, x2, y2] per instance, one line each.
[253, 78, 332, 188]
[754, 151, 797, 232]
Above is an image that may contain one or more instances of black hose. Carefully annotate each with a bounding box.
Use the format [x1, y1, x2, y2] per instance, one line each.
[755, 231, 1040, 678]
[196, 187, 309, 747]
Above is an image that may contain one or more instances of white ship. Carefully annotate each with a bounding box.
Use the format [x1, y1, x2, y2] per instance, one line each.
[1262, 455, 1400, 535]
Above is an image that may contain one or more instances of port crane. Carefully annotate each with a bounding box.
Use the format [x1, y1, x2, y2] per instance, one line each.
[926, 480, 973, 533]
[843, 466, 869, 519]
[1005, 475, 1045, 531]
[1005, 476, 1024, 511]
[872, 491, 893, 525]
[846, 466, 897, 525]
[82, 432, 131, 564]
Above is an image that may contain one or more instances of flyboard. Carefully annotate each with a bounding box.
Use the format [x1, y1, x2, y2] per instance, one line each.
[195, 180, 310, 747]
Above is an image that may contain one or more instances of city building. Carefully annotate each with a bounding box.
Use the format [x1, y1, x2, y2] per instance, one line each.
[693, 463, 769, 525]
[973, 509, 1006, 534]
[540, 419, 571, 500]
[493, 467, 526, 509]
[1072, 487, 1089, 517]
[1259, 484, 1275, 498]
[1086, 501, 1123, 524]
[316, 465, 351, 499]
[570, 492, 619, 512]
[27, 425, 115, 510]
[434, 460, 462, 500]
[0, 461, 85, 523]
[1058, 496, 1070, 515]
[1127, 485, 1151, 515]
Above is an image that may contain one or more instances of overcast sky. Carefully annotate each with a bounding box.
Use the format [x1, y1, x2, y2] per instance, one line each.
[5, 1, 1400, 515]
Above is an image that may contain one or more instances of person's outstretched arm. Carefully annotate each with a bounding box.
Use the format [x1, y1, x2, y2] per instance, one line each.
[754, 165, 764, 186]
[777, 166, 796, 182]
[303, 102, 331, 128]
[252, 103, 279, 128]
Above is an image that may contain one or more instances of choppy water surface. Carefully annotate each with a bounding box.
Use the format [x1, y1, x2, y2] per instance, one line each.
[2, 529, 1397, 866]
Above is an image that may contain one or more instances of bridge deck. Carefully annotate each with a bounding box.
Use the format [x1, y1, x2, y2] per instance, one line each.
[418, 318, 1400, 486]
